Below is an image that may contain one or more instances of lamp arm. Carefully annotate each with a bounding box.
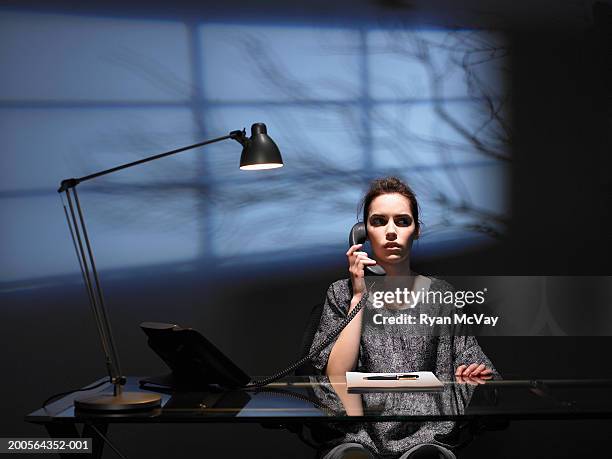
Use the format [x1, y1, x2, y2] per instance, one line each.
[58, 129, 247, 192]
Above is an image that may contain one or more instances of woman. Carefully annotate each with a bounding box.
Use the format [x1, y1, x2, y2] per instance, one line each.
[308, 177, 497, 459]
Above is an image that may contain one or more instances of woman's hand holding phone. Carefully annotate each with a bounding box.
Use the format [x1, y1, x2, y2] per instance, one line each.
[346, 243, 378, 300]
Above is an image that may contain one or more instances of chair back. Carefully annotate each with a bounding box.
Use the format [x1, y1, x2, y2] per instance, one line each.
[295, 302, 326, 376]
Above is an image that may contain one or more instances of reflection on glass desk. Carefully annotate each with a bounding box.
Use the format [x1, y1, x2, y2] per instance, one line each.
[26, 375, 612, 424]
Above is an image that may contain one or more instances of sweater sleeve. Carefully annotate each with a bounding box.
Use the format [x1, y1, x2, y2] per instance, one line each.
[308, 281, 352, 373]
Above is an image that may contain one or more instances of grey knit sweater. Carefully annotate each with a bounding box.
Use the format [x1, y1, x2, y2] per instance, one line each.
[308, 276, 497, 458]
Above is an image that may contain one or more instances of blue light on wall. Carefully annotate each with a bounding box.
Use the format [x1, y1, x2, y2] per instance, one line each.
[0, 11, 510, 283]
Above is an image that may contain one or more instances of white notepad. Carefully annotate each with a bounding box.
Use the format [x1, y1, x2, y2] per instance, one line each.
[346, 371, 444, 391]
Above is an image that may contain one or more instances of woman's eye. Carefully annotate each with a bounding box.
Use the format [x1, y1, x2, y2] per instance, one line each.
[371, 217, 386, 226]
[396, 217, 413, 226]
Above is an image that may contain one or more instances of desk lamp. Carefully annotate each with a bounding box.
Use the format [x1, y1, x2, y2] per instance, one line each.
[57, 123, 283, 411]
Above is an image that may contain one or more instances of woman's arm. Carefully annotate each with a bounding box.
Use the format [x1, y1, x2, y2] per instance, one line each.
[436, 279, 498, 380]
[328, 374, 364, 416]
[325, 243, 376, 377]
[453, 335, 498, 381]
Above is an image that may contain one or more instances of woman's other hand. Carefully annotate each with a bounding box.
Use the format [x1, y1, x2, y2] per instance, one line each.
[346, 243, 377, 299]
[455, 363, 493, 379]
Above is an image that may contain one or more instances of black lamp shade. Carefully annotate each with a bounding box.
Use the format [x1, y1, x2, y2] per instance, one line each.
[239, 123, 284, 170]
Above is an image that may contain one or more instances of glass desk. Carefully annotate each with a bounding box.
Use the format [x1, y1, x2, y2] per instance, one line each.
[26, 376, 612, 458]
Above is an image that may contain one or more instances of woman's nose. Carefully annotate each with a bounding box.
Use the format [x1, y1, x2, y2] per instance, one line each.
[385, 222, 397, 239]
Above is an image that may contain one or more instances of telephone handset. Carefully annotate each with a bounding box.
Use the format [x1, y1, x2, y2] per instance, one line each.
[349, 222, 386, 276]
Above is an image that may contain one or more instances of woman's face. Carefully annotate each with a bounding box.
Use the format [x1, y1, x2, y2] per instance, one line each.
[366, 193, 418, 266]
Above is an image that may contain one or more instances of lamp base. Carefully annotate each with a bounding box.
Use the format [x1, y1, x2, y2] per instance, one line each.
[74, 391, 161, 412]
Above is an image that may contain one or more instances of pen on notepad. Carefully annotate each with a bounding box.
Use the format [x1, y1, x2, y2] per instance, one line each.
[363, 374, 419, 380]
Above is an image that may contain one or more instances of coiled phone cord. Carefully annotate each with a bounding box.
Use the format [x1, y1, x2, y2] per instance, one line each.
[247, 289, 371, 388]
